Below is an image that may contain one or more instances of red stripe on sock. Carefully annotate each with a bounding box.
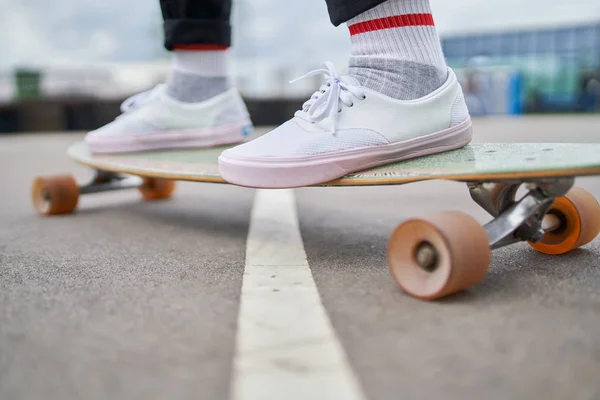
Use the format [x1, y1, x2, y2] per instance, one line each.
[173, 44, 228, 51]
[348, 13, 434, 36]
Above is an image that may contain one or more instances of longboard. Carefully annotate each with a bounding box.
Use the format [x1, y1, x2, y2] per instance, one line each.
[32, 142, 600, 302]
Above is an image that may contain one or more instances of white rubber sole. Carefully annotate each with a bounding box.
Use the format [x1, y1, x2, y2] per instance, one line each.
[218, 119, 473, 188]
[86, 121, 252, 153]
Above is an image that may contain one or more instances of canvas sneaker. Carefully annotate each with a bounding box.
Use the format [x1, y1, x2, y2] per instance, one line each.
[218, 62, 472, 188]
[85, 84, 253, 153]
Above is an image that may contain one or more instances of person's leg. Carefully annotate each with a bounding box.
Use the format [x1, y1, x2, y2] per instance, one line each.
[218, 0, 470, 188]
[84, 0, 253, 153]
[161, 0, 232, 102]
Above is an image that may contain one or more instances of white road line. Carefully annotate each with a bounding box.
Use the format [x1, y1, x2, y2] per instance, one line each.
[231, 189, 366, 400]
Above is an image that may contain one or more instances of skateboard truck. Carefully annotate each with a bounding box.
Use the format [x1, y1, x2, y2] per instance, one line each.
[468, 177, 574, 250]
[79, 170, 144, 194]
[32, 170, 177, 216]
[388, 177, 600, 301]
[410, 178, 574, 274]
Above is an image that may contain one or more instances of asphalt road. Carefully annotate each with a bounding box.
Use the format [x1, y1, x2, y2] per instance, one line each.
[1, 115, 600, 400]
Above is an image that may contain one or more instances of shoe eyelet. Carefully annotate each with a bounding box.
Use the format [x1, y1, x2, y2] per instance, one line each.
[362, 95, 367, 100]
[349, 102, 354, 107]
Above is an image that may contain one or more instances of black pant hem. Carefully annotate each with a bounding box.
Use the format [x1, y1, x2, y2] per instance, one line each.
[325, 0, 388, 25]
[163, 19, 231, 50]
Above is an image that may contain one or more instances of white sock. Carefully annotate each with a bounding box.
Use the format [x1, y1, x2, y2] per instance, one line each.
[166, 50, 230, 103]
[347, 0, 447, 100]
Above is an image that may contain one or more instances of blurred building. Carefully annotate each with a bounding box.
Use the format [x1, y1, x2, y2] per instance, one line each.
[441, 21, 600, 114]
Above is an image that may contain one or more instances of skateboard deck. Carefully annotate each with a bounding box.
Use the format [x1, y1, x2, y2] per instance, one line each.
[66, 142, 600, 185]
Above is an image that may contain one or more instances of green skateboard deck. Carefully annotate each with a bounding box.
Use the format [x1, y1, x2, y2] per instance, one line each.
[66, 142, 600, 186]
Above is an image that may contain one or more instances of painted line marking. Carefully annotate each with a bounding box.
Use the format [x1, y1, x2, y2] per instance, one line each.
[231, 189, 366, 400]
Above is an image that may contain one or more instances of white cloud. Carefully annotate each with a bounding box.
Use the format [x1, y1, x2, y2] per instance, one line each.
[431, 0, 600, 34]
[0, 4, 55, 68]
[0, 0, 165, 70]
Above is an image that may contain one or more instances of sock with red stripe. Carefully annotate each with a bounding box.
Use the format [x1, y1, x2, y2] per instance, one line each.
[166, 48, 230, 103]
[347, 0, 447, 100]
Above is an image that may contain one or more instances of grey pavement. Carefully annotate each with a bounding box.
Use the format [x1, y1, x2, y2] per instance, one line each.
[1, 115, 600, 400]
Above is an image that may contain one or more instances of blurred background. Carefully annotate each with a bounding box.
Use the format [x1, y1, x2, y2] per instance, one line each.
[0, 0, 599, 133]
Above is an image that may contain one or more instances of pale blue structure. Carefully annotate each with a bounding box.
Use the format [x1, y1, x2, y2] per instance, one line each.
[441, 22, 600, 113]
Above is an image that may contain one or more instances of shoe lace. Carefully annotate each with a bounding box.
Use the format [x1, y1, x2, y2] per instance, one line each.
[290, 62, 365, 134]
[119, 84, 164, 113]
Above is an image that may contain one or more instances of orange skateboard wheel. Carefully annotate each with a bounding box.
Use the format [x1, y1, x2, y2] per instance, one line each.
[529, 187, 600, 255]
[31, 175, 80, 216]
[138, 178, 176, 201]
[387, 211, 491, 300]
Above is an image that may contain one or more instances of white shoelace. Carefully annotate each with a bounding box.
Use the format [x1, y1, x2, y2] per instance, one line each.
[290, 62, 366, 134]
[119, 84, 164, 114]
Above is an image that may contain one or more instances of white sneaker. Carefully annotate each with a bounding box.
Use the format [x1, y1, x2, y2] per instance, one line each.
[84, 84, 253, 153]
[218, 62, 472, 188]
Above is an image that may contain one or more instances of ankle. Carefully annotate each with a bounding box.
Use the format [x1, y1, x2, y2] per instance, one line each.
[171, 50, 229, 77]
[166, 49, 230, 103]
[349, 58, 447, 100]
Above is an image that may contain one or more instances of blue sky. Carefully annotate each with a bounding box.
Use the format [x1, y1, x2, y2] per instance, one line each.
[0, 0, 598, 70]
